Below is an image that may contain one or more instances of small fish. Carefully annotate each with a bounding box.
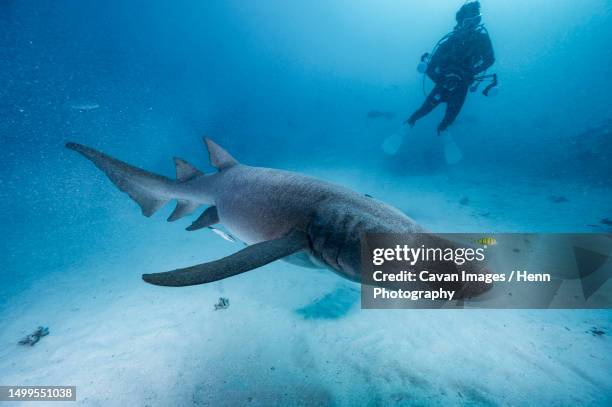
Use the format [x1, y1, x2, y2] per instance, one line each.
[474, 237, 497, 247]
[601, 218, 612, 226]
[70, 103, 100, 111]
[208, 226, 236, 243]
[548, 195, 569, 203]
[367, 110, 395, 120]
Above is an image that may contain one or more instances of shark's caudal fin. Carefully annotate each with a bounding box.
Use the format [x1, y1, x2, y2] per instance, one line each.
[66, 142, 204, 220]
[142, 230, 310, 286]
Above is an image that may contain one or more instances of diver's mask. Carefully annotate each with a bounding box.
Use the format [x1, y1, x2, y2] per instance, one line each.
[460, 14, 482, 30]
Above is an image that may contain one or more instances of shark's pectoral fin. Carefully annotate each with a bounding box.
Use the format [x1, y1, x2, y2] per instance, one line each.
[186, 206, 219, 231]
[142, 230, 310, 287]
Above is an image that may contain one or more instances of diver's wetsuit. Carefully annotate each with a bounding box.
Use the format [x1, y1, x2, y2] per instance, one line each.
[408, 26, 494, 134]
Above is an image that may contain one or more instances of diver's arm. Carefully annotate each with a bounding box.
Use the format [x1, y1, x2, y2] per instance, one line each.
[468, 33, 495, 76]
[427, 39, 453, 82]
[426, 53, 442, 82]
[479, 33, 495, 72]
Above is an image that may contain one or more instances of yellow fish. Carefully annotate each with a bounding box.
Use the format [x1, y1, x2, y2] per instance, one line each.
[474, 237, 497, 247]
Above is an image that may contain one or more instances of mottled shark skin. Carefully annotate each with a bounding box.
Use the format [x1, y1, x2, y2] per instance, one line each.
[66, 138, 488, 297]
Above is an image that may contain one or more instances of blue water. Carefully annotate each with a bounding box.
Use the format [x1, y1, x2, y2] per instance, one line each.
[1, 1, 611, 405]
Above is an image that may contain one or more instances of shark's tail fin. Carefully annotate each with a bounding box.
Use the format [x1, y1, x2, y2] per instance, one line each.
[66, 142, 202, 220]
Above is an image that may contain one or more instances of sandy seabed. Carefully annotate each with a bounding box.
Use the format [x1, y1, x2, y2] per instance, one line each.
[1, 168, 611, 406]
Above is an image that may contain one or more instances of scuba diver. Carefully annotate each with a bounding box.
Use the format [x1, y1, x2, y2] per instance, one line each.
[407, 1, 496, 135]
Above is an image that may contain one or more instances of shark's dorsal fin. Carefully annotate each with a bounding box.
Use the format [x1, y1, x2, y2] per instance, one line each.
[204, 137, 238, 170]
[173, 157, 202, 182]
[142, 230, 309, 286]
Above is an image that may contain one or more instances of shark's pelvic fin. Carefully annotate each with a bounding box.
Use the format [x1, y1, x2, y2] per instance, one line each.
[142, 230, 310, 287]
[186, 206, 219, 231]
[204, 137, 238, 170]
[173, 157, 203, 182]
[167, 200, 199, 222]
[167, 158, 202, 222]
[66, 142, 174, 217]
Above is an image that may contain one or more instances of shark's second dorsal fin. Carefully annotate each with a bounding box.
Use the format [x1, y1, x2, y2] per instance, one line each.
[173, 157, 203, 182]
[204, 137, 238, 170]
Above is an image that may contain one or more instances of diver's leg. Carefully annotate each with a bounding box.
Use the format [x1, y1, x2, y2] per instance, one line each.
[437, 86, 468, 134]
[407, 85, 443, 127]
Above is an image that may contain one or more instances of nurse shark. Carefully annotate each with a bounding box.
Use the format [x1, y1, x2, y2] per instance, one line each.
[66, 138, 488, 298]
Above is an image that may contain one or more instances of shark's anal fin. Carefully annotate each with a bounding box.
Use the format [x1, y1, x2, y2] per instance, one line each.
[186, 206, 219, 231]
[142, 230, 309, 287]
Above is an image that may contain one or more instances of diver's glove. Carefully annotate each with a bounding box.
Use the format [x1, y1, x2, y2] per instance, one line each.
[404, 117, 415, 128]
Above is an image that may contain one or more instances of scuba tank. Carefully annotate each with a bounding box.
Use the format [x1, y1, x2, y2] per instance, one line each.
[418, 25, 498, 97]
[416, 30, 453, 77]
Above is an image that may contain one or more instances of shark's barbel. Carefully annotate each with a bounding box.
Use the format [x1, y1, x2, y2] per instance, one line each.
[66, 138, 489, 297]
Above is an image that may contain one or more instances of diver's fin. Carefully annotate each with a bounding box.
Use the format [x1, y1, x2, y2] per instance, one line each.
[381, 131, 404, 155]
[173, 157, 203, 182]
[204, 137, 238, 170]
[443, 134, 463, 165]
[142, 230, 309, 287]
[167, 200, 199, 222]
[186, 206, 219, 231]
[66, 142, 173, 217]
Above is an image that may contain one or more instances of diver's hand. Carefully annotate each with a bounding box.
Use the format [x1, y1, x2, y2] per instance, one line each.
[404, 117, 415, 128]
